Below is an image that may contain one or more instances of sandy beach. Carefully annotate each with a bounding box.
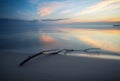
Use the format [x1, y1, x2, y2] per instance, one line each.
[0, 52, 120, 81]
[1, 0, 120, 81]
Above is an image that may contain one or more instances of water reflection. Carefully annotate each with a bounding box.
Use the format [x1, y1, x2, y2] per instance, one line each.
[50, 28, 120, 54]
[1, 25, 120, 56]
[79, 35, 120, 53]
[40, 33, 56, 44]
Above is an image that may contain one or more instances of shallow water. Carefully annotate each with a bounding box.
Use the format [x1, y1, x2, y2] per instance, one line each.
[0, 24, 120, 56]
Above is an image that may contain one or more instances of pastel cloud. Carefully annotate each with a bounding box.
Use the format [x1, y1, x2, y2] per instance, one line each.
[61, 10, 72, 14]
[26, 0, 120, 23]
[38, 2, 63, 16]
[21, 0, 120, 23]
[39, 7, 56, 16]
[76, 0, 120, 15]
[56, 0, 120, 23]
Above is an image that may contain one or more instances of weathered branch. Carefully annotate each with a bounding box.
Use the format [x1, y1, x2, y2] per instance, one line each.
[83, 48, 100, 52]
[19, 48, 100, 66]
[19, 49, 58, 66]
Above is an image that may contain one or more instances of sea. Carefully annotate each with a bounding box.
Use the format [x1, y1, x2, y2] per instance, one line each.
[0, 20, 120, 59]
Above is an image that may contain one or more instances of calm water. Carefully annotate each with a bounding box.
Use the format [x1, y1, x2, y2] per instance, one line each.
[0, 24, 120, 57]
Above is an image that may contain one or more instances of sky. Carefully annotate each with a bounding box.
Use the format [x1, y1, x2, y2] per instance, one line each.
[0, 0, 120, 23]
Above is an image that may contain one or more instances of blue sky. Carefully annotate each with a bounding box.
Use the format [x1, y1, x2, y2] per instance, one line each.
[1, 0, 120, 22]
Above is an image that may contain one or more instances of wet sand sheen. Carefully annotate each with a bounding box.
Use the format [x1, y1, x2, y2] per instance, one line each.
[0, 53, 120, 81]
[67, 53, 120, 60]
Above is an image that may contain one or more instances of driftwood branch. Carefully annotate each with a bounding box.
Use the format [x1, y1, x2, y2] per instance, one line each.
[19, 49, 58, 66]
[19, 48, 100, 66]
[83, 48, 100, 52]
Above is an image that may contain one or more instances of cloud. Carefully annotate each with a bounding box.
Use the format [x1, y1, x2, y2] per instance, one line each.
[41, 18, 68, 22]
[38, 2, 63, 16]
[38, 6, 56, 16]
[76, 0, 120, 15]
[29, 0, 119, 23]
[61, 10, 72, 14]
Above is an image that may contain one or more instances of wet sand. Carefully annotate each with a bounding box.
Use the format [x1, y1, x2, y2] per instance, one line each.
[0, 53, 120, 81]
